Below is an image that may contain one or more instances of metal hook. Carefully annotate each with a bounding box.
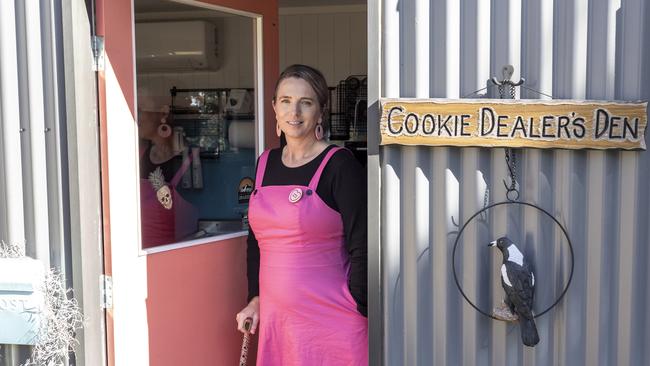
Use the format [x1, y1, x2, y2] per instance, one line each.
[503, 149, 520, 202]
[504, 183, 520, 201]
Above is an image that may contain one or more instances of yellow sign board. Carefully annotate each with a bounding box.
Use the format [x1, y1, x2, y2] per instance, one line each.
[380, 99, 648, 150]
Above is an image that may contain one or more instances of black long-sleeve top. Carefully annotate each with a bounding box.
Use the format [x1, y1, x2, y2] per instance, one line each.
[247, 145, 368, 317]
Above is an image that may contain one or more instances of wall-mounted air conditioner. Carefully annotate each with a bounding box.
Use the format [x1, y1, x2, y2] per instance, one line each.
[135, 20, 220, 72]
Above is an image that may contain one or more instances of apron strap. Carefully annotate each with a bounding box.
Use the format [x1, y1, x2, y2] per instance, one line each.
[255, 150, 271, 188]
[308, 146, 345, 190]
[170, 151, 192, 187]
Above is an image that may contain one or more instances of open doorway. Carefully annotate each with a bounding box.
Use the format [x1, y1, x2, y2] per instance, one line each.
[278, 0, 368, 164]
[128, 0, 367, 365]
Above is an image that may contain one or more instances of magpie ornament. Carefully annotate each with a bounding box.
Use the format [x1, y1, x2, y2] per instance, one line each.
[489, 236, 540, 347]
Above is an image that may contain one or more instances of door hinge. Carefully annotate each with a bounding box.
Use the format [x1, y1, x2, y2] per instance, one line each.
[92, 35, 105, 71]
[100, 274, 113, 309]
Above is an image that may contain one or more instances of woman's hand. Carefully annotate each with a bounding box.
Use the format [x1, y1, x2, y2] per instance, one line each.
[236, 296, 260, 334]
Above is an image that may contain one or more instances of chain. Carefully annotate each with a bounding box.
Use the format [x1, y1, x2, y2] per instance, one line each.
[496, 80, 518, 99]
[493, 66, 522, 202]
[498, 84, 505, 99]
[504, 149, 519, 201]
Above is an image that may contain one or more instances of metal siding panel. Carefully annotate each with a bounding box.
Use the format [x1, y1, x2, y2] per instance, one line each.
[368, 1, 382, 364]
[521, 0, 553, 100]
[25, 0, 52, 266]
[460, 0, 490, 97]
[376, 0, 650, 364]
[43, 0, 67, 272]
[0, 0, 80, 363]
[382, 148, 403, 365]
[615, 152, 637, 366]
[430, 148, 448, 366]
[445, 149, 462, 366]
[522, 148, 543, 366]
[15, 0, 36, 258]
[400, 0, 414, 97]
[414, 147, 432, 366]
[0, 1, 62, 364]
[490, 0, 521, 97]
[0, 0, 26, 246]
[584, 150, 606, 366]
[459, 148, 479, 366]
[632, 147, 650, 366]
[586, 0, 618, 100]
[383, 0, 399, 97]
[401, 147, 417, 366]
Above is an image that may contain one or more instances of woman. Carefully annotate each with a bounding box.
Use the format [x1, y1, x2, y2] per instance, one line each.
[137, 90, 197, 247]
[236, 64, 368, 365]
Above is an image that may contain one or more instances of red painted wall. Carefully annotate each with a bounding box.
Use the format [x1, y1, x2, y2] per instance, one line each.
[146, 237, 257, 365]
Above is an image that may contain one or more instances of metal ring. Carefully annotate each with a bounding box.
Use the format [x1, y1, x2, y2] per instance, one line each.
[451, 200, 574, 320]
[506, 189, 520, 202]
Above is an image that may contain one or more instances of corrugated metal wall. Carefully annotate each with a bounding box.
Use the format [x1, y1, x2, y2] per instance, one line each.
[0, 0, 68, 271]
[371, 0, 650, 365]
[0, 0, 72, 364]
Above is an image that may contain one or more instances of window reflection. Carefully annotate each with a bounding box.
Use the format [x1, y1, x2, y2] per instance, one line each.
[135, 9, 256, 248]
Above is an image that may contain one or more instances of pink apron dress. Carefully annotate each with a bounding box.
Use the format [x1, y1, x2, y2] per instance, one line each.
[140, 150, 198, 248]
[248, 147, 368, 366]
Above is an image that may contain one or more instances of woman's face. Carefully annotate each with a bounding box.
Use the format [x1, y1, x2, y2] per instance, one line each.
[273, 77, 322, 142]
[138, 109, 162, 140]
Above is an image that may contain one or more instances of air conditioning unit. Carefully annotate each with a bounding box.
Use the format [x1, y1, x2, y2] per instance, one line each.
[135, 20, 220, 72]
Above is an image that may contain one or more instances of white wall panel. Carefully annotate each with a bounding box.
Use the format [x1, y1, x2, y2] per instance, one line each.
[316, 13, 335, 85]
[279, 7, 367, 86]
[370, 0, 650, 365]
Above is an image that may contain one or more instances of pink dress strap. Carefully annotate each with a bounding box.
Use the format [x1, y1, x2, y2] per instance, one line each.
[170, 153, 192, 187]
[255, 150, 272, 187]
[307, 146, 344, 190]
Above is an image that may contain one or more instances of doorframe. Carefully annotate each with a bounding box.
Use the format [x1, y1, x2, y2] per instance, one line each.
[60, 0, 108, 365]
[367, 0, 383, 364]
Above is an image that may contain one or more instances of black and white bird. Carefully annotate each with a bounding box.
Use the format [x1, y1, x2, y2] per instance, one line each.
[489, 236, 539, 347]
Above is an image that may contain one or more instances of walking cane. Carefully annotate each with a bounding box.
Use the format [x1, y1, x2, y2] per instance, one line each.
[239, 318, 253, 366]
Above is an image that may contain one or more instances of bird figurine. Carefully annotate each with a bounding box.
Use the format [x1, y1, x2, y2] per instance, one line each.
[489, 236, 539, 347]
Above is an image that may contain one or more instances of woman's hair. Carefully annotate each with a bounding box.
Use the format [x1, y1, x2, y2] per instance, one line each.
[273, 64, 329, 120]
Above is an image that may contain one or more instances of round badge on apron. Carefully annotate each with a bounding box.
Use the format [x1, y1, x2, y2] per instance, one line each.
[288, 188, 303, 203]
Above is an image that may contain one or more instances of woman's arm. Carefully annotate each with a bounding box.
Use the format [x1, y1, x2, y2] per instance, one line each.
[246, 227, 260, 302]
[331, 152, 368, 317]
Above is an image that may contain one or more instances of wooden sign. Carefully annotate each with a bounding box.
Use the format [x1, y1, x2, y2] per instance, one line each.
[380, 99, 648, 150]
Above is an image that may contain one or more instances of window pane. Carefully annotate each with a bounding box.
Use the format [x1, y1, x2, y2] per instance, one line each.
[135, 8, 256, 248]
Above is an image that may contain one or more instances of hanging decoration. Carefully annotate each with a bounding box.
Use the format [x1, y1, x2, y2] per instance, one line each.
[451, 66, 575, 348]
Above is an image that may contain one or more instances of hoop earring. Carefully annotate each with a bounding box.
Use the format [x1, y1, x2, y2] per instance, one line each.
[158, 119, 172, 138]
[315, 123, 324, 140]
[276, 123, 282, 138]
